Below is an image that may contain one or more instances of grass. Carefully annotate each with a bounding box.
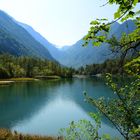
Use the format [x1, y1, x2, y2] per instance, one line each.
[0, 78, 39, 85]
[0, 76, 61, 85]
[9, 78, 39, 81]
[35, 76, 61, 80]
[0, 129, 63, 140]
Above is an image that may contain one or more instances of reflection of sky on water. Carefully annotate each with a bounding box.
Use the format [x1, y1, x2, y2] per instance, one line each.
[0, 78, 122, 138]
[12, 98, 91, 136]
[12, 97, 120, 138]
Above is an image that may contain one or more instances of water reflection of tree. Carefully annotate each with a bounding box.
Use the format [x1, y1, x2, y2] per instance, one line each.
[0, 78, 114, 129]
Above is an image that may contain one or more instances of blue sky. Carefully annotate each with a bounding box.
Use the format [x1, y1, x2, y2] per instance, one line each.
[0, 0, 136, 47]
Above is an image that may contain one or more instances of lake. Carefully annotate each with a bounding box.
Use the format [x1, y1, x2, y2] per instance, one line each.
[0, 77, 122, 138]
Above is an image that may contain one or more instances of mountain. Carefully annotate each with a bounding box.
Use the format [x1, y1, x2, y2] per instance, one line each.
[20, 19, 136, 68]
[18, 22, 114, 68]
[18, 22, 62, 59]
[56, 20, 136, 68]
[0, 10, 54, 61]
[9, 11, 136, 69]
[19, 22, 105, 68]
[57, 40, 111, 68]
[112, 20, 136, 38]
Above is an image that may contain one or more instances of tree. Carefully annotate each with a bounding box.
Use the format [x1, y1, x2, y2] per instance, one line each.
[83, 0, 140, 139]
[12, 65, 25, 78]
[0, 67, 10, 78]
[59, 113, 108, 140]
[0, 54, 75, 79]
[60, 1, 140, 140]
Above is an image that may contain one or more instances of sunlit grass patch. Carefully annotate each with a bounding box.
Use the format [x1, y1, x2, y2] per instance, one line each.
[0, 129, 63, 140]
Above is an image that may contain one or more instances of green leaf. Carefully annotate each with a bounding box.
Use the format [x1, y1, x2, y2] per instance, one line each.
[133, 0, 138, 6]
[90, 20, 100, 25]
[114, 11, 121, 19]
[92, 41, 101, 46]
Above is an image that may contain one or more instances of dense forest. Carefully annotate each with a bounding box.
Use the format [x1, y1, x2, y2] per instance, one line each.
[77, 59, 123, 75]
[0, 54, 74, 79]
[0, 53, 136, 79]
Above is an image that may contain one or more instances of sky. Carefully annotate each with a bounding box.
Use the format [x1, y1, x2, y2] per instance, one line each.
[0, 0, 121, 47]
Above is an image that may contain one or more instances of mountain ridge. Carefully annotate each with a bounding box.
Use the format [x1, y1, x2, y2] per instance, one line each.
[55, 20, 136, 68]
[0, 10, 136, 68]
[0, 10, 55, 61]
[18, 22, 61, 59]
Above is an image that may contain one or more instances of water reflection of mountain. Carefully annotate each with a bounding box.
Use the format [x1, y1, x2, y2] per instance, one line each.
[0, 78, 115, 130]
[0, 82, 48, 128]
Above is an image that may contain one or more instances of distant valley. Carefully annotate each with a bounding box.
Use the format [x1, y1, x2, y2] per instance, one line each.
[0, 10, 136, 68]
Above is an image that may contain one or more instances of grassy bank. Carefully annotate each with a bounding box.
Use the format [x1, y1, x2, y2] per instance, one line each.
[35, 76, 61, 80]
[9, 78, 39, 81]
[0, 78, 39, 85]
[0, 129, 63, 140]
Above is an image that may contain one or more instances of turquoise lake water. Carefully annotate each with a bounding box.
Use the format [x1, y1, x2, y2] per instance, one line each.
[0, 77, 122, 138]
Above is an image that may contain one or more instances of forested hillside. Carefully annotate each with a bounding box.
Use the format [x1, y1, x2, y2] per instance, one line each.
[0, 54, 74, 79]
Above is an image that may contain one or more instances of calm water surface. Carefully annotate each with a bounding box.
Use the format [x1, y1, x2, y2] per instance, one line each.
[0, 77, 121, 138]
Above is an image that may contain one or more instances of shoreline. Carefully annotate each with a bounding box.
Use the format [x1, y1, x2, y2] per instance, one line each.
[0, 78, 38, 85]
[0, 75, 71, 85]
[0, 81, 14, 85]
[0, 129, 63, 140]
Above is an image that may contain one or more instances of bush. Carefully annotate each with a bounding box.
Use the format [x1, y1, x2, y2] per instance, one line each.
[0, 67, 10, 79]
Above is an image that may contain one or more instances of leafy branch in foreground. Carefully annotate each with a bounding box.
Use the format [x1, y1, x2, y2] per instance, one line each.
[60, 1, 140, 140]
[84, 69, 140, 139]
[83, 0, 140, 140]
[59, 113, 116, 140]
[83, 0, 140, 48]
